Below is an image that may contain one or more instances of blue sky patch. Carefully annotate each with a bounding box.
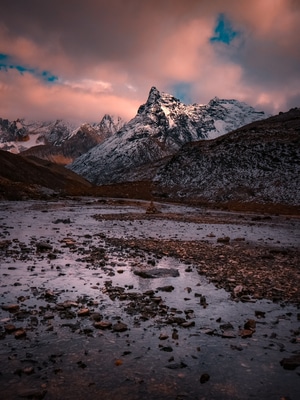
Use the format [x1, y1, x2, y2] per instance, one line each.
[0, 53, 58, 83]
[172, 82, 192, 104]
[210, 13, 239, 45]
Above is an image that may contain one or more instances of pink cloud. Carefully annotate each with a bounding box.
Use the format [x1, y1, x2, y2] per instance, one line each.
[0, 0, 299, 122]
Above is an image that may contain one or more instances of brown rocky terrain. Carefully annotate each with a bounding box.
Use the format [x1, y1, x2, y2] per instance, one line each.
[0, 149, 93, 199]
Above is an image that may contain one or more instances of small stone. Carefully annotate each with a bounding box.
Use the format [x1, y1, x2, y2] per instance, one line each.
[159, 333, 169, 340]
[222, 331, 236, 338]
[200, 373, 210, 384]
[280, 353, 300, 370]
[94, 321, 112, 330]
[14, 328, 26, 339]
[238, 329, 253, 338]
[217, 236, 230, 243]
[2, 304, 20, 313]
[4, 323, 16, 333]
[45, 290, 55, 298]
[90, 312, 102, 321]
[156, 285, 174, 292]
[160, 345, 173, 352]
[36, 242, 53, 252]
[146, 201, 159, 214]
[172, 329, 179, 340]
[220, 322, 234, 331]
[255, 310, 265, 318]
[244, 319, 256, 331]
[23, 366, 34, 375]
[181, 321, 195, 328]
[78, 308, 90, 317]
[113, 322, 128, 332]
[166, 362, 187, 369]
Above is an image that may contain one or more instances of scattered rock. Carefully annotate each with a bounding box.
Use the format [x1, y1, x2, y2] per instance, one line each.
[94, 321, 112, 330]
[77, 308, 90, 317]
[166, 362, 187, 369]
[244, 319, 256, 331]
[53, 218, 71, 224]
[159, 333, 169, 340]
[146, 201, 159, 214]
[238, 329, 253, 338]
[280, 353, 300, 370]
[113, 322, 128, 332]
[255, 310, 266, 318]
[2, 304, 20, 313]
[160, 345, 173, 352]
[134, 268, 179, 278]
[156, 285, 174, 292]
[23, 366, 34, 375]
[4, 323, 16, 333]
[200, 373, 210, 384]
[181, 321, 195, 328]
[14, 328, 26, 339]
[36, 242, 52, 252]
[217, 236, 230, 243]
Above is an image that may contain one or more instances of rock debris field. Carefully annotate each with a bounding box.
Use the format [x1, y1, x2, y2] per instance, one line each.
[0, 198, 299, 400]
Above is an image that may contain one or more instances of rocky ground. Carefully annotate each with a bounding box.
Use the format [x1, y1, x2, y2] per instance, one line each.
[0, 198, 299, 399]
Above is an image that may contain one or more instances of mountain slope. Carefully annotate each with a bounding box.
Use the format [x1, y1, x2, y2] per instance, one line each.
[152, 108, 300, 206]
[68, 87, 269, 185]
[0, 149, 93, 199]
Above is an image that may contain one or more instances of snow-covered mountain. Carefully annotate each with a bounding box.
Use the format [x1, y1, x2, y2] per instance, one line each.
[153, 108, 300, 206]
[0, 115, 125, 164]
[68, 86, 270, 185]
[0, 119, 77, 153]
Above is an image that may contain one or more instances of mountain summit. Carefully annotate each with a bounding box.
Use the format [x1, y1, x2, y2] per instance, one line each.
[68, 87, 269, 185]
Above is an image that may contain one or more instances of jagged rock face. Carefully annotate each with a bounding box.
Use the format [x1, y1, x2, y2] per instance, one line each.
[153, 108, 300, 205]
[68, 86, 269, 185]
[0, 119, 77, 153]
[0, 118, 29, 145]
[0, 115, 125, 164]
[92, 114, 125, 137]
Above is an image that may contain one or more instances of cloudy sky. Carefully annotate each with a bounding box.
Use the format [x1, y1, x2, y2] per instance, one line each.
[0, 0, 299, 123]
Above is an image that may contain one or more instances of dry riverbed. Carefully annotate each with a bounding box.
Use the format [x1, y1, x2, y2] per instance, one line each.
[0, 198, 299, 400]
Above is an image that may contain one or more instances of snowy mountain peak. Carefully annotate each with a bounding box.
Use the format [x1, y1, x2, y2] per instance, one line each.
[95, 114, 125, 134]
[68, 86, 271, 185]
[147, 86, 161, 104]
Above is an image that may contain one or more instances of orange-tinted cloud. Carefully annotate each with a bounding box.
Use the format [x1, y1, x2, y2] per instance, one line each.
[0, 0, 299, 122]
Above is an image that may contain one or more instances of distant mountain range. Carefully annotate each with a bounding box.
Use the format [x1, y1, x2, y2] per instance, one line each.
[0, 87, 299, 212]
[0, 114, 125, 164]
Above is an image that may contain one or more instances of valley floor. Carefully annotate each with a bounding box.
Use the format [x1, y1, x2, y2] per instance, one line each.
[0, 198, 299, 399]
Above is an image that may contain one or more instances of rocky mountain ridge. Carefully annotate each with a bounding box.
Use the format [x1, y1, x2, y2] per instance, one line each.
[69, 86, 269, 184]
[0, 114, 125, 164]
[152, 108, 300, 206]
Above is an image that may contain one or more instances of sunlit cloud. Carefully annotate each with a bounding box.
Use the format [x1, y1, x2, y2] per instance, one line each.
[0, 0, 299, 122]
[62, 78, 113, 94]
